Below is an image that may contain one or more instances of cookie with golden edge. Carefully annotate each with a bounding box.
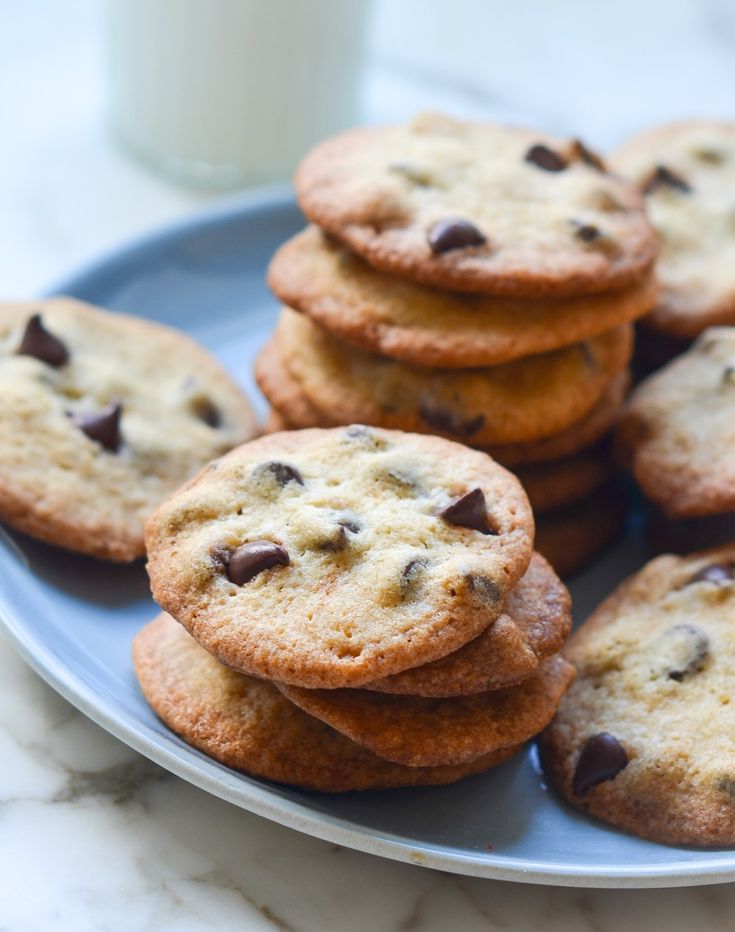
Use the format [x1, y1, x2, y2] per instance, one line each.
[540, 544, 735, 846]
[134, 614, 520, 791]
[613, 121, 735, 340]
[296, 113, 657, 297]
[534, 484, 628, 578]
[145, 426, 534, 689]
[618, 328, 735, 518]
[269, 307, 633, 447]
[514, 443, 615, 513]
[0, 298, 256, 561]
[363, 553, 570, 698]
[277, 654, 574, 768]
[268, 227, 658, 368]
[262, 360, 630, 469]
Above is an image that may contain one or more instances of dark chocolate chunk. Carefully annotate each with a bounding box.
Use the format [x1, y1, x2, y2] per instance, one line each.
[570, 139, 606, 171]
[427, 218, 487, 254]
[438, 488, 494, 534]
[688, 563, 735, 585]
[525, 144, 568, 172]
[572, 733, 628, 795]
[419, 404, 484, 438]
[571, 221, 601, 243]
[642, 165, 692, 196]
[657, 623, 710, 682]
[227, 540, 289, 585]
[254, 461, 304, 487]
[17, 314, 69, 367]
[72, 401, 122, 452]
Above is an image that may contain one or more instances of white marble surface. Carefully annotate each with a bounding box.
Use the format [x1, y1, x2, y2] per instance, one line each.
[3, 1, 735, 928]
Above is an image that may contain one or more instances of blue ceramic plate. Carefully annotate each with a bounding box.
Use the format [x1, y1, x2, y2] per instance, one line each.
[2, 187, 733, 888]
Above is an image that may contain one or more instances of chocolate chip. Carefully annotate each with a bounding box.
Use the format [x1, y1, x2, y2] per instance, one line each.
[17, 314, 69, 367]
[525, 144, 568, 172]
[210, 545, 231, 572]
[438, 488, 494, 534]
[401, 558, 428, 596]
[427, 218, 487, 254]
[642, 165, 692, 196]
[688, 563, 735, 585]
[338, 516, 361, 534]
[693, 146, 725, 165]
[571, 221, 601, 243]
[572, 733, 628, 795]
[226, 540, 289, 585]
[71, 401, 122, 452]
[656, 623, 710, 682]
[190, 397, 221, 427]
[419, 404, 484, 438]
[570, 139, 606, 171]
[467, 575, 501, 603]
[254, 461, 304, 487]
[317, 526, 348, 553]
[723, 366, 735, 385]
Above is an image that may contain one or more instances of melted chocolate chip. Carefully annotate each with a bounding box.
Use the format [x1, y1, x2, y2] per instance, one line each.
[72, 401, 122, 452]
[688, 563, 735, 585]
[255, 461, 304, 487]
[17, 314, 69, 367]
[657, 623, 710, 682]
[338, 516, 361, 534]
[427, 218, 487, 254]
[572, 733, 628, 795]
[642, 165, 692, 196]
[190, 397, 221, 427]
[467, 575, 501, 603]
[570, 139, 607, 171]
[438, 488, 494, 534]
[401, 558, 428, 596]
[227, 540, 289, 585]
[210, 545, 231, 572]
[317, 526, 348, 553]
[525, 144, 568, 172]
[419, 404, 484, 437]
[571, 221, 601, 243]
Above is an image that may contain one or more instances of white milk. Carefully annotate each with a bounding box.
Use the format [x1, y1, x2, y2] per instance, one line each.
[105, 0, 371, 188]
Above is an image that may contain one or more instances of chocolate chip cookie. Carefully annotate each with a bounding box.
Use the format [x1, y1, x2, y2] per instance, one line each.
[540, 544, 735, 845]
[296, 113, 657, 297]
[134, 614, 520, 791]
[145, 426, 535, 689]
[363, 552, 571, 697]
[268, 226, 658, 368]
[0, 299, 257, 561]
[613, 121, 735, 340]
[262, 307, 632, 447]
[618, 328, 735, 517]
[278, 654, 575, 767]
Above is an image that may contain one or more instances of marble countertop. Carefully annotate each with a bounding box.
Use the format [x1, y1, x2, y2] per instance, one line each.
[3, 1, 735, 928]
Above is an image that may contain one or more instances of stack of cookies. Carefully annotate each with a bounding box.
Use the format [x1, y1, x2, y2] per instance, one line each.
[135, 426, 576, 792]
[257, 113, 659, 575]
[612, 121, 735, 374]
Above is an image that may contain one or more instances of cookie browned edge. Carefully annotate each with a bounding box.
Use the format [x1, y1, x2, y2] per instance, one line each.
[133, 613, 520, 792]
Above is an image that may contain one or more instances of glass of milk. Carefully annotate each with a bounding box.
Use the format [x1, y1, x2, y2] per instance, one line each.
[104, 0, 372, 188]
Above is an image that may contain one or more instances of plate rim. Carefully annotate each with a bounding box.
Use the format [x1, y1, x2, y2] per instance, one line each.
[1, 184, 731, 888]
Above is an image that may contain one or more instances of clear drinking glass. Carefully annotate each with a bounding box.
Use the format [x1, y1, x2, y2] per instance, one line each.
[105, 0, 372, 188]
